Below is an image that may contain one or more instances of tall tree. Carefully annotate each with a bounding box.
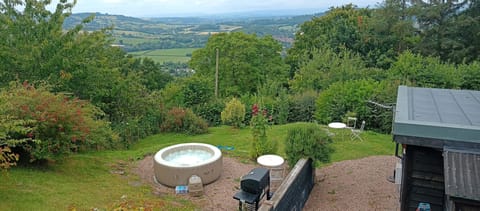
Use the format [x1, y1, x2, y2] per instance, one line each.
[409, 0, 479, 63]
[189, 32, 288, 97]
[362, 0, 418, 68]
[286, 4, 372, 74]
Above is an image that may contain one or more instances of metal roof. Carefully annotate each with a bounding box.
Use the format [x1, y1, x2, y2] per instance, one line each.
[444, 148, 480, 201]
[393, 86, 480, 148]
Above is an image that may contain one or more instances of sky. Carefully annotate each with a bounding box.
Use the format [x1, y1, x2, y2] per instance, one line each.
[49, 0, 381, 17]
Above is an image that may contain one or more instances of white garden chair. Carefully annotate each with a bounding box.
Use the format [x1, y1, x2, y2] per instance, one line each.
[351, 120, 365, 141]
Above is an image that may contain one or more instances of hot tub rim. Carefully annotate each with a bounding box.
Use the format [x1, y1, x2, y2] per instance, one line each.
[153, 143, 221, 168]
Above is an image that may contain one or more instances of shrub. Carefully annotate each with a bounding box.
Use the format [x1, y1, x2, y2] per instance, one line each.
[192, 99, 224, 127]
[388, 51, 461, 89]
[274, 88, 289, 125]
[160, 107, 208, 135]
[0, 82, 118, 162]
[288, 90, 318, 123]
[459, 61, 480, 90]
[285, 123, 333, 166]
[250, 104, 277, 158]
[221, 98, 246, 128]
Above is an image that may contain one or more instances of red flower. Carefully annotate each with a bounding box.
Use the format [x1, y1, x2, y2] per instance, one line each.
[252, 104, 259, 116]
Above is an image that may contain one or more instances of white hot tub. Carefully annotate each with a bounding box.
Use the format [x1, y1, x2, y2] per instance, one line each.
[153, 143, 223, 187]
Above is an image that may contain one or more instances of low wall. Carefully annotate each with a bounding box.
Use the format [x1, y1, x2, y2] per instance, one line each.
[259, 158, 315, 211]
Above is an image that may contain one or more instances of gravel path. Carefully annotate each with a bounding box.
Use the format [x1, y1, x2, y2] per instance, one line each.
[133, 155, 399, 210]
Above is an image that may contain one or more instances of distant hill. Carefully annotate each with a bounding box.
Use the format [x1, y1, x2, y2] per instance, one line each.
[64, 12, 322, 52]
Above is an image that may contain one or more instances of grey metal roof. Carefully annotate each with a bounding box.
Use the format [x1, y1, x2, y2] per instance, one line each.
[444, 148, 480, 201]
[393, 86, 480, 148]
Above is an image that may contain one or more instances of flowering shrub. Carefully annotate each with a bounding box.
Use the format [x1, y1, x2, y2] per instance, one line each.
[0, 82, 118, 162]
[221, 98, 245, 128]
[160, 107, 208, 135]
[250, 104, 277, 158]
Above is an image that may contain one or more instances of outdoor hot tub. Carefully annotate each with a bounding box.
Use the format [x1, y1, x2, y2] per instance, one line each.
[153, 143, 223, 187]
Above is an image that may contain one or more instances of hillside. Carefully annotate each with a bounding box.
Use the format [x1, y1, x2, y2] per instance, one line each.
[64, 12, 320, 51]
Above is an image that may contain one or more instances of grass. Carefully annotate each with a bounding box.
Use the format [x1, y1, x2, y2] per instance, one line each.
[0, 123, 395, 210]
[129, 48, 199, 63]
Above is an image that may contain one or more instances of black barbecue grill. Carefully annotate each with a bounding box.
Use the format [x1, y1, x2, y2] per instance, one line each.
[233, 167, 271, 210]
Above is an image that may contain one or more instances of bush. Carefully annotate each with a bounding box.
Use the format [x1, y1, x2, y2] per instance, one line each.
[160, 107, 208, 135]
[221, 98, 246, 128]
[288, 90, 318, 123]
[459, 61, 480, 90]
[388, 51, 461, 89]
[0, 82, 118, 162]
[284, 123, 333, 166]
[192, 99, 224, 127]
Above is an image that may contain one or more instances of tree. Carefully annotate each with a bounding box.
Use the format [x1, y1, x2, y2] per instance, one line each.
[289, 47, 369, 93]
[361, 0, 418, 69]
[408, 0, 479, 63]
[190, 32, 289, 97]
[286, 4, 373, 74]
[0, 1, 167, 145]
[121, 57, 173, 91]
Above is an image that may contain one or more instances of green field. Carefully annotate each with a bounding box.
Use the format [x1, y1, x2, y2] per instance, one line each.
[130, 48, 199, 63]
[0, 123, 395, 210]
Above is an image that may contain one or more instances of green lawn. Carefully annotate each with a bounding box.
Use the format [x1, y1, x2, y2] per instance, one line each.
[129, 48, 198, 63]
[0, 123, 395, 210]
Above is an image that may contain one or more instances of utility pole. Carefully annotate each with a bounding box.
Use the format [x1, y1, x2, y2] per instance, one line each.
[215, 48, 219, 98]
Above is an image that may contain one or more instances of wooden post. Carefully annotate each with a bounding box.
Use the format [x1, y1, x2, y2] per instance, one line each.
[215, 48, 219, 98]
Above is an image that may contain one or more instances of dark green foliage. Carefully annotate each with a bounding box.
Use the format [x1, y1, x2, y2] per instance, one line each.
[285, 123, 333, 166]
[289, 47, 369, 93]
[160, 77, 214, 110]
[122, 57, 173, 91]
[192, 99, 224, 127]
[274, 88, 289, 125]
[459, 62, 480, 90]
[182, 77, 214, 107]
[287, 5, 375, 73]
[190, 32, 289, 97]
[409, 0, 479, 64]
[388, 51, 461, 89]
[160, 107, 208, 135]
[288, 90, 318, 123]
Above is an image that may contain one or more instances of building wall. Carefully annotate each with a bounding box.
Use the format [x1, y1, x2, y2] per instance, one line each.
[400, 145, 445, 211]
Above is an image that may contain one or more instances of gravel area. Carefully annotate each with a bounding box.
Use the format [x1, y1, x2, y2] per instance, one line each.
[133, 155, 400, 210]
